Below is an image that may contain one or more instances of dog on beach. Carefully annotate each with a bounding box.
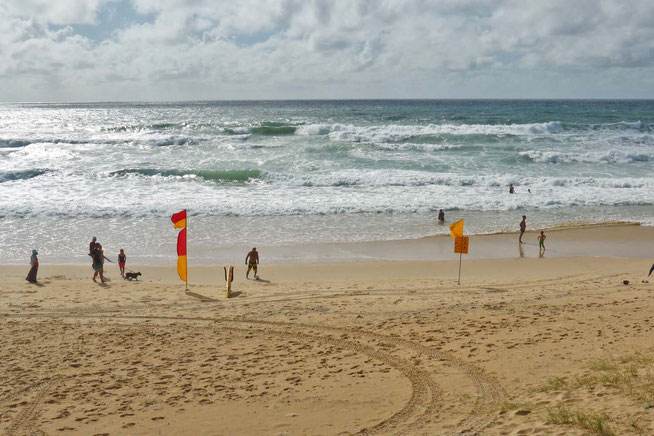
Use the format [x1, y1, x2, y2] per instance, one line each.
[124, 272, 142, 281]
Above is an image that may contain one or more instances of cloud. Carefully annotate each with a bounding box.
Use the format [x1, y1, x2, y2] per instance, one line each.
[2, 0, 112, 25]
[0, 0, 653, 101]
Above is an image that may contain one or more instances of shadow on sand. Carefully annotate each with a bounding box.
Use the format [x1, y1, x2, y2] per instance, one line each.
[185, 290, 219, 302]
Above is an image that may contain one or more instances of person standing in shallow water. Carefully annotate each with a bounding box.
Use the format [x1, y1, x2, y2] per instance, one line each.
[519, 215, 527, 244]
[438, 209, 445, 223]
[509, 184, 515, 194]
[26, 250, 39, 283]
[538, 231, 546, 252]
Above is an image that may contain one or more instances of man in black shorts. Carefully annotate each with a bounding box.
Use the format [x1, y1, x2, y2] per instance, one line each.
[245, 247, 259, 279]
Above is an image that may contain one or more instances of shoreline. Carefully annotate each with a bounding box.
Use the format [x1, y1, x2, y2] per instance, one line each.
[3, 222, 652, 266]
[418, 219, 642, 239]
[2, 256, 651, 285]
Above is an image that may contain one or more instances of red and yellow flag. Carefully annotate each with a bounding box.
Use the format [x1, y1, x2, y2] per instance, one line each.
[449, 219, 464, 238]
[171, 210, 187, 229]
[171, 210, 187, 282]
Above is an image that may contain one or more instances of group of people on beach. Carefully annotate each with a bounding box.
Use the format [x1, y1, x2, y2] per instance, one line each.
[23, 211, 651, 284]
[88, 236, 127, 283]
[25, 241, 262, 285]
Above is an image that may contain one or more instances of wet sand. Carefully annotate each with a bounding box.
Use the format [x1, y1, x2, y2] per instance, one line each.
[186, 222, 654, 263]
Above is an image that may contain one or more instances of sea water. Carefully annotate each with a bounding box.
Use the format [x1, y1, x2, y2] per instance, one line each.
[0, 100, 652, 263]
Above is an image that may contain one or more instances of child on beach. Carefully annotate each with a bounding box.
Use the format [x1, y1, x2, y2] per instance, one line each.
[538, 231, 546, 252]
[118, 249, 126, 277]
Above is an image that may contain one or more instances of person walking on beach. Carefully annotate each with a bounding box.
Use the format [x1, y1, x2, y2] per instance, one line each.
[438, 209, 445, 223]
[519, 215, 527, 244]
[26, 250, 39, 283]
[245, 247, 259, 279]
[509, 184, 515, 194]
[538, 231, 546, 252]
[118, 249, 127, 278]
[92, 243, 109, 283]
[89, 236, 97, 256]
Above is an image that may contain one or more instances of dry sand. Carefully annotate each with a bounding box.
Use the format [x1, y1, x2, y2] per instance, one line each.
[0, 225, 653, 435]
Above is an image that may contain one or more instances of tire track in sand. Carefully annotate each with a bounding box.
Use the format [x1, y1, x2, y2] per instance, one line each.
[2, 376, 61, 436]
[2, 312, 504, 435]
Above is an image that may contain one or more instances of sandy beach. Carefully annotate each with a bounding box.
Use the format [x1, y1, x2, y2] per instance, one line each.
[1, 225, 653, 435]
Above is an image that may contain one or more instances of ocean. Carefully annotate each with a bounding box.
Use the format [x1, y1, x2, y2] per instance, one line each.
[1, 100, 652, 264]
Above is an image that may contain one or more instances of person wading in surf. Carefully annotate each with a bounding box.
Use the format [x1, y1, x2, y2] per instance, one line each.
[519, 215, 527, 244]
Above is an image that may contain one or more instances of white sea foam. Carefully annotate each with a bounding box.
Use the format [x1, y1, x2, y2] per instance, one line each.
[293, 121, 566, 142]
[296, 124, 332, 135]
[1, 168, 651, 220]
[1, 101, 652, 262]
[519, 149, 652, 164]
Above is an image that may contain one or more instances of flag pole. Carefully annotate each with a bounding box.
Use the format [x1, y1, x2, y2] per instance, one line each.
[185, 210, 189, 292]
[457, 250, 462, 285]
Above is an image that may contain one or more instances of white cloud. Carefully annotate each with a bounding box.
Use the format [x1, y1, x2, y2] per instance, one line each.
[0, 0, 652, 101]
[2, 0, 111, 25]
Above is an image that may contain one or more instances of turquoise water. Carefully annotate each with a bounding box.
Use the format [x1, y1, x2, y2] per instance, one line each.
[0, 100, 652, 263]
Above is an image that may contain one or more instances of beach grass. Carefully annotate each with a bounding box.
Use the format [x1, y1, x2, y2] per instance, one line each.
[546, 405, 614, 436]
[536, 353, 654, 404]
[534, 353, 654, 434]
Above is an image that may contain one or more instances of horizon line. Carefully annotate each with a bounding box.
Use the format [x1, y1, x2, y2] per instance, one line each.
[2, 97, 654, 105]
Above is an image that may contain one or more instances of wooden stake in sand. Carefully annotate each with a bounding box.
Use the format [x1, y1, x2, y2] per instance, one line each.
[224, 266, 234, 298]
[454, 236, 469, 285]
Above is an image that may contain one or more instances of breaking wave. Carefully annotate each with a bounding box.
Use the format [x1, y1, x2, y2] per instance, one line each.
[107, 168, 262, 183]
[0, 169, 50, 183]
[295, 121, 565, 142]
[0, 139, 32, 148]
[520, 150, 652, 164]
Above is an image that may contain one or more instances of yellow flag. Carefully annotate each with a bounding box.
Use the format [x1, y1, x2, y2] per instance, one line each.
[449, 219, 464, 238]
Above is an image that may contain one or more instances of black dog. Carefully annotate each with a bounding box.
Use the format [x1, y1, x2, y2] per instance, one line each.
[124, 272, 142, 281]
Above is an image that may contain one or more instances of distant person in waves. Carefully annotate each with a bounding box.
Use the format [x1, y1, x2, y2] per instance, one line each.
[245, 247, 259, 279]
[519, 215, 527, 244]
[118, 249, 127, 278]
[26, 249, 39, 283]
[509, 184, 515, 194]
[438, 209, 445, 223]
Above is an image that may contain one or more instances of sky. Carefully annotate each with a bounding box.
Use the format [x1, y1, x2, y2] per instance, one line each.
[1, 0, 653, 101]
